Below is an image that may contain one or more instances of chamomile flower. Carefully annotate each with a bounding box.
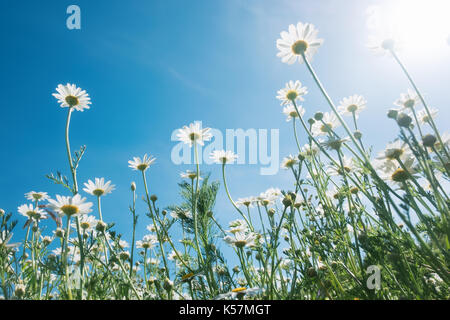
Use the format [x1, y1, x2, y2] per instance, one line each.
[128, 154, 156, 172]
[377, 156, 417, 186]
[282, 104, 305, 121]
[210, 150, 238, 164]
[180, 170, 202, 180]
[276, 81, 308, 105]
[276, 22, 324, 64]
[227, 219, 249, 234]
[367, 35, 400, 56]
[326, 155, 358, 176]
[216, 287, 262, 300]
[52, 83, 91, 111]
[17, 204, 47, 220]
[224, 231, 258, 248]
[311, 112, 341, 137]
[281, 155, 299, 169]
[176, 122, 212, 147]
[321, 136, 350, 151]
[83, 178, 115, 197]
[25, 191, 49, 202]
[48, 194, 93, 217]
[417, 108, 438, 125]
[77, 215, 97, 232]
[394, 89, 420, 110]
[337, 95, 367, 117]
[136, 234, 158, 249]
[377, 140, 412, 162]
[170, 210, 192, 220]
[236, 197, 256, 208]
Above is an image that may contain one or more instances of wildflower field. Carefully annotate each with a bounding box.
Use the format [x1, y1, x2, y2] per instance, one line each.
[0, 2, 449, 301]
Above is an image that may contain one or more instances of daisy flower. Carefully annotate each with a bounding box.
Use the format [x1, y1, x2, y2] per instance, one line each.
[301, 143, 320, 158]
[210, 150, 238, 164]
[224, 231, 258, 248]
[136, 234, 158, 249]
[321, 136, 350, 151]
[128, 154, 156, 172]
[227, 219, 250, 234]
[276, 22, 324, 64]
[48, 194, 93, 217]
[394, 89, 420, 110]
[326, 155, 357, 176]
[17, 204, 47, 220]
[376, 156, 417, 186]
[180, 170, 201, 180]
[176, 122, 212, 147]
[52, 83, 91, 111]
[25, 191, 49, 202]
[236, 197, 256, 208]
[170, 210, 192, 220]
[337, 95, 367, 117]
[216, 287, 262, 300]
[311, 112, 341, 137]
[377, 140, 412, 162]
[282, 104, 305, 121]
[83, 178, 115, 197]
[417, 108, 438, 125]
[276, 81, 308, 105]
[367, 35, 400, 56]
[281, 155, 299, 169]
[77, 215, 98, 232]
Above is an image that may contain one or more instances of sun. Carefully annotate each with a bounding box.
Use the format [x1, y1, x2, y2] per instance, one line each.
[367, 0, 450, 59]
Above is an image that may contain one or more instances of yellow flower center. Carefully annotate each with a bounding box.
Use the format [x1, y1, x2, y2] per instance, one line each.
[137, 163, 149, 171]
[32, 194, 43, 200]
[291, 40, 308, 55]
[347, 104, 358, 113]
[289, 111, 298, 118]
[320, 123, 332, 133]
[286, 90, 298, 101]
[189, 132, 200, 141]
[80, 222, 90, 229]
[404, 99, 415, 109]
[232, 287, 247, 293]
[65, 95, 79, 106]
[391, 168, 409, 182]
[93, 189, 104, 197]
[234, 240, 247, 248]
[61, 204, 79, 216]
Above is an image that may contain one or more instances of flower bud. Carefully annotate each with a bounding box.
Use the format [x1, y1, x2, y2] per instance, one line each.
[387, 109, 398, 119]
[55, 228, 65, 238]
[150, 195, 158, 202]
[96, 221, 107, 233]
[396, 113, 412, 127]
[163, 278, 173, 292]
[15, 284, 26, 298]
[161, 210, 167, 216]
[131, 182, 136, 191]
[314, 112, 323, 121]
[354, 130, 362, 140]
[119, 251, 130, 261]
[267, 208, 276, 217]
[0, 208, 5, 215]
[307, 118, 315, 125]
[422, 134, 437, 147]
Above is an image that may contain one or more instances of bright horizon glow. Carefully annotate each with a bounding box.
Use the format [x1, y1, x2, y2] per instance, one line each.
[367, 0, 450, 60]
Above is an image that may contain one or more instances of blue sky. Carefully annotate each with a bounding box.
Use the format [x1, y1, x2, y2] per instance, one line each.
[1, 0, 449, 256]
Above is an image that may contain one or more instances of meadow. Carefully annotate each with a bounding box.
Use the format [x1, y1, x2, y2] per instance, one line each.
[0, 20, 449, 300]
